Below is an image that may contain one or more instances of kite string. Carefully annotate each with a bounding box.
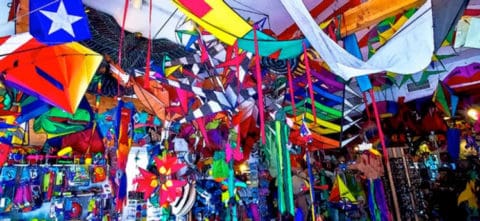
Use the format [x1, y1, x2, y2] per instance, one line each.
[116, 0, 129, 102]
[0, 0, 60, 24]
[154, 8, 179, 39]
[231, 0, 267, 16]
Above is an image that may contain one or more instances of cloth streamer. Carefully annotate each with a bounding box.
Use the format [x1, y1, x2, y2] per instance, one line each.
[343, 34, 372, 92]
[303, 42, 317, 124]
[272, 111, 295, 216]
[280, 0, 434, 80]
[253, 27, 266, 144]
[373, 178, 391, 221]
[367, 179, 381, 221]
[227, 141, 237, 221]
[287, 60, 297, 120]
[306, 151, 316, 220]
[369, 90, 389, 161]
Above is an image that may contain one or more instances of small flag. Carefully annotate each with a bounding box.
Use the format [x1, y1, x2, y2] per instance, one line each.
[29, 0, 91, 45]
[300, 121, 312, 142]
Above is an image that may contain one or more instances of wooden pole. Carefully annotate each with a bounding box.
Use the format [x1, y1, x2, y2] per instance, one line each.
[385, 157, 402, 221]
[401, 148, 419, 221]
[15, 0, 29, 33]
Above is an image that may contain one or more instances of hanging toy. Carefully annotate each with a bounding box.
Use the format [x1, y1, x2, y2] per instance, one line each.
[211, 151, 229, 181]
[133, 155, 186, 207]
[424, 155, 439, 181]
[67, 201, 83, 219]
[465, 130, 479, 153]
[92, 166, 107, 183]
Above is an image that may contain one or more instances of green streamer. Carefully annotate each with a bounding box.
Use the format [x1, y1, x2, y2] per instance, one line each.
[275, 110, 295, 216]
[275, 122, 286, 214]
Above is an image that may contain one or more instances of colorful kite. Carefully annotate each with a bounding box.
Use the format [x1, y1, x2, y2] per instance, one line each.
[1, 33, 102, 113]
[172, 0, 304, 59]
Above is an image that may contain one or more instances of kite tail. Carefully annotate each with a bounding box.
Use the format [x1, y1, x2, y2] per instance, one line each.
[116, 172, 127, 212]
[374, 178, 392, 221]
[117, 107, 132, 170]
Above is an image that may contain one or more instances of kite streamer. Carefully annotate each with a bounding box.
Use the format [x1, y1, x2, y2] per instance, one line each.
[303, 42, 317, 124]
[287, 60, 297, 120]
[253, 27, 266, 144]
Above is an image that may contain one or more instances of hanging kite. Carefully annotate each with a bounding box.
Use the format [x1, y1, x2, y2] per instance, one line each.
[0, 33, 102, 113]
[172, 0, 304, 59]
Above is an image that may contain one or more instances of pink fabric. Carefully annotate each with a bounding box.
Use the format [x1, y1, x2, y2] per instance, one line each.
[226, 143, 243, 162]
[253, 27, 266, 144]
[287, 60, 297, 120]
[369, 90, 389, 161]
[177, 0, 212, 17]
[144, 0, 152, 89]
[250, 203, 261, 221]
[303, 42, 317, 123]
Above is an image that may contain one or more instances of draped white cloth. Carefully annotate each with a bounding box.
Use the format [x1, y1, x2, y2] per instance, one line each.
[280, 0, 434, 80]
[81, 0, 184, 41]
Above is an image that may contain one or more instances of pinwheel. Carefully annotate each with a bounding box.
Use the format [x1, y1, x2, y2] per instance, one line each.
[134, 155, 186, 207]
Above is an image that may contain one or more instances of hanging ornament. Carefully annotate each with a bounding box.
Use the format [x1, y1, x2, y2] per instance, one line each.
[134, 155, 186, 207]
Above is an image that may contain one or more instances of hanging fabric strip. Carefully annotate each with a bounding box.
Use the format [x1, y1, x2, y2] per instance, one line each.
[369, 90, 389, 161]
[282, 116, 295, 215]
[303, 42, 317, 124]
[117, 0, 129, 67]
[228, 145, 238, 221]
[374, 178, 392, 221]
[198, 30, 209, 63]
[286, 60, 297, 120]
[275, 122, 286, 213]
[367, 179, 382, 221]
[280, 0, 434, 80]
[343, 34, 372, 92]
[144, 0, 153, 89]
[306, 151, 316, 220]
[235, 42, 242, 151]
[253, 26, 266, 144]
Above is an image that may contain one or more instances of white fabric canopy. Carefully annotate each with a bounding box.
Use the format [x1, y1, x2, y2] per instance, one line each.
[82, 0, 184, 41]
[280, 0, 434, 80]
